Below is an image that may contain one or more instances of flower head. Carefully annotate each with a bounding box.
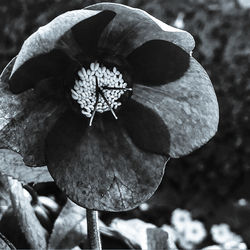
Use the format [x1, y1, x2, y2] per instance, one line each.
[210, 224, 232, 244]
[183, 220, 207, 244]
[0, 3, 219, 211]
[202, 245, 223, 250]
[171, 208, 192, 233]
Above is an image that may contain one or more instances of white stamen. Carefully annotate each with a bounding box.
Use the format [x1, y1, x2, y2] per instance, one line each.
[95, 63, 99, 71]
[71, 62, 132, 124]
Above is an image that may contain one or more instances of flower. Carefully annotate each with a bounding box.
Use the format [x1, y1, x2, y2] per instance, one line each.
[0, 3, 219, 211]
[211, 224, 247, 249]
[223, 240, 247, 250]
[202, 245, 223, 250]
[183, 220, 207, 244]
[171, 208, 192, 233]
[210, 224, 233, 244]
[178, 237, 194, 250]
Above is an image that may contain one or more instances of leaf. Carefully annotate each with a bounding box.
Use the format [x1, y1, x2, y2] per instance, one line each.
[0, 149, 53, 183]
[2, 177, 47, 249]
[48, 199, 87, 249]
[147, 228, 169, 250]
[110, 218, 156, 249]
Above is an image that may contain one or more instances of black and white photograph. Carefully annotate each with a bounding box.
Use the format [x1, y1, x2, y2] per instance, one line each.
[0, 0, 249, 249]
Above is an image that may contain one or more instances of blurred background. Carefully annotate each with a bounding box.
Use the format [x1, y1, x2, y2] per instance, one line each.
[0, 0, 250, 249]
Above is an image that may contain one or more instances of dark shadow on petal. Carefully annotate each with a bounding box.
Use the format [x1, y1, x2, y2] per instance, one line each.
[131, 57, 219, 158]
[127, 40, 190, 85]
[9, 49, 73, 94]
[46, 111, 166, 211]
[121, 99, 170, 156]
[34, 76, 67, 103]
[71, 10, 116, 56]
[87, 3, 195, 57]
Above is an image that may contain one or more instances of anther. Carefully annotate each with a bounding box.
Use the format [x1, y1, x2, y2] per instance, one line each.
[71, 62, 132, 124]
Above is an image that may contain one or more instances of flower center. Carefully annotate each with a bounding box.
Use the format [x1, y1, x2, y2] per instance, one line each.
[71, 62, 132, 126]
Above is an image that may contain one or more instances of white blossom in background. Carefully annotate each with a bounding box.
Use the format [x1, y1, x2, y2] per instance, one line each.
[110, 218, 155, 249]
[184, 220, 207, 244]
[238, 198, 247, 206]
[238, 242, 248, 250]
[238, 0, 250, 9]
[211, 223, 233, 244]
[171, 208, 192, 233]
[224, 240, 247, 250]
[222, 232, 247, 250]
[139, 203, 150, 211]
[178, 236, 194, 250]
[211, 223, 247, 249]
[173, 12, 185, 29]
[202, 245, 223, 250]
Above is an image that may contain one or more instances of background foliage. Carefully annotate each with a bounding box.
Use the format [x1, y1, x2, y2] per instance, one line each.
[0, 0, 250, 248]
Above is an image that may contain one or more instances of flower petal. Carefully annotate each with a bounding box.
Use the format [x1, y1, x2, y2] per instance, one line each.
[0, 58, 67, 166]
[120, 100, 170, 155]
[9, 49, 72, 94]
[86, 3, 195, 56]
[127, 40, 190, 85]
[71, 10, 116, 56]
[46, 111, 167, 211]
[11, 9, 106, 74]
[131, 57, 219, 158]
[0, 149, 53, 183]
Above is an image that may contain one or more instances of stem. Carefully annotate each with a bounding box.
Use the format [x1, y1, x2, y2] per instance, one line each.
[23, 184, 38, 206]
[86, 209, 102, 250]
[0, 232, 16, 249]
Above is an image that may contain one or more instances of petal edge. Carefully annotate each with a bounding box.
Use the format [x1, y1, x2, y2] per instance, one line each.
[132, 57, 219, 158]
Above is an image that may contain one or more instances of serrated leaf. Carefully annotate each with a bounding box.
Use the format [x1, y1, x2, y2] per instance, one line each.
[48, 199, 87, 249]
[2, 177, 47, 249]
[0, 149, 53, 183]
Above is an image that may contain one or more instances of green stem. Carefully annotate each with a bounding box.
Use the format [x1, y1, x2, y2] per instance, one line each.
[86, 209, 102, 250]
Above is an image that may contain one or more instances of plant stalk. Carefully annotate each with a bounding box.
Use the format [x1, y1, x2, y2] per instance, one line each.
[0, 232, 16, 249]
[86, 209, 102, 250]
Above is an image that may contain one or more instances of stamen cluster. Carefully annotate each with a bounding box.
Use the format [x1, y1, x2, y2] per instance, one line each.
[71, 62, 131, 125]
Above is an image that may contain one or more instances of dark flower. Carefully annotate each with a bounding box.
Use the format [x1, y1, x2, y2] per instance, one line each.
[0, 3, 219, 211]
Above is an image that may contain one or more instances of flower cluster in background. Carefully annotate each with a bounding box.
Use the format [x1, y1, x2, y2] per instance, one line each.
[209, 223, 247, 250]
[160, 208, 247, 249]
[161, 208, 206, 249]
